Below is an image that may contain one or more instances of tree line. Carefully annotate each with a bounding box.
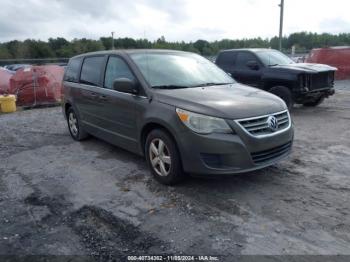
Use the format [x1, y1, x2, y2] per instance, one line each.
[0, 32, 350, 59]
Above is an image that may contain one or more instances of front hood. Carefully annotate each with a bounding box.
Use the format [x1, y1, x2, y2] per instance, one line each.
[271, 63, 337, 73]
[153, 84, 287, 120]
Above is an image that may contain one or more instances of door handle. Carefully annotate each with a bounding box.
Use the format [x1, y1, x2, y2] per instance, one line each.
[99, 95, 109, 102]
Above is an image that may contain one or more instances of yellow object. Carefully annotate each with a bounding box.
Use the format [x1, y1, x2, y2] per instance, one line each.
[0, 95, 17, 113]
[177, 111, 189, 122]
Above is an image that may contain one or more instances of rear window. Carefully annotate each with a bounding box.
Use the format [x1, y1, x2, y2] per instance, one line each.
[64, 57, 83, 82]
[80, 56, 105, 86]
[216, 52, 236, 67]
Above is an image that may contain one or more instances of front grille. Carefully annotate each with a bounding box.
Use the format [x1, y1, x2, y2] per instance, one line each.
[310, 72, 334, 90]
[236, 111, 290, 137]
[251, 142, 292, 165]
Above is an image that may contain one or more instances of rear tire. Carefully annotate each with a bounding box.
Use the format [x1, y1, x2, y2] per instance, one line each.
[145, 129, 185, 185]
[269, 86, 294, 110]
[303, 96, 325, 107]
[67, 107, 89, 141]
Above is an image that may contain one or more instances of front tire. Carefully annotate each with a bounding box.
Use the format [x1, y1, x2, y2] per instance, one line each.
[269, 86, 294, 110]
[145, 129, 185, 185]
[67, 107, 89, 141]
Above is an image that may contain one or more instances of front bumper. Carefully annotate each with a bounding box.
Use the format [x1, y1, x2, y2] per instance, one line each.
[177, 121, 294, 175]
[300, 87, 335, 95]
[296, 87, 335, 103]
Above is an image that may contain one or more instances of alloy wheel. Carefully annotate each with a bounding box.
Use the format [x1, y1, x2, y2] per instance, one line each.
[68, 112, 78, 136]
[149, 138, 172, 177]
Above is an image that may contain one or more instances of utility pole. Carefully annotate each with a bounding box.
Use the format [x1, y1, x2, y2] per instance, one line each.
[111, 32, 115, 50]
[279, 0, 284, 51]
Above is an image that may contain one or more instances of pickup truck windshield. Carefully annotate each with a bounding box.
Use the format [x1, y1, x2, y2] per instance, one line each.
[130, 52, 235, 88]
[256, 50, 295, 66]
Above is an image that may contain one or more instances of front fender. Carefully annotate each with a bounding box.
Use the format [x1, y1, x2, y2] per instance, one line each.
[138, 101, 187, 155]
[262, 71, 298, 90]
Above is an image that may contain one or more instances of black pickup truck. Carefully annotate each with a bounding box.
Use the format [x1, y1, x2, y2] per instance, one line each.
[215, 49, 337, 109]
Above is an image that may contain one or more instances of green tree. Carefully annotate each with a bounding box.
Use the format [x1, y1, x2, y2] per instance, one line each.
[1, 32, 350, 60]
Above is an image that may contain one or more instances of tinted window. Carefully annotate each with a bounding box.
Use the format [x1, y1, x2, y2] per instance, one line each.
[64, 57, 83, 82]
[217, 52, 236, 67]
[80, 56, 105, 86]
[104, 56, 135, 89]
[236, 52, 258, 68]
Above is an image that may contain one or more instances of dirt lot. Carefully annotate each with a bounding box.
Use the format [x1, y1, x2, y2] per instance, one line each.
[0, 86, 350, 261]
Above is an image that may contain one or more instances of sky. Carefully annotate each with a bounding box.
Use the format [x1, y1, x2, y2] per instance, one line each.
[0, 0, 349, 42]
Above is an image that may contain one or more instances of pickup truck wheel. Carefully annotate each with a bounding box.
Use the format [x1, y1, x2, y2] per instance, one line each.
[303, 96, 325, 107]
[269, 86, 294, 110]
[145, 129, 185, 185]
[67, 107, 89, 141]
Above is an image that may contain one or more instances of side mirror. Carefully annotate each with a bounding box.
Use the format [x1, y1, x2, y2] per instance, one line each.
[246, 61, 259, 70]
[113, 78, 138, 94]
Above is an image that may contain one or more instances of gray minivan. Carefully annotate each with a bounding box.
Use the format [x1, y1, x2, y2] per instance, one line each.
[62, 50, 294, 185]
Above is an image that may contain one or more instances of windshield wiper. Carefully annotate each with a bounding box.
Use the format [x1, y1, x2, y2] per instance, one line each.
[192, 82, 232, 87]
[152, 85, 188, 89]
[268, 64, 279, 67]
[152, 83, 232, 89]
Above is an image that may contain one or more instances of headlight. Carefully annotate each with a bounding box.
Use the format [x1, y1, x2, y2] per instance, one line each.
[176, 108, 232, 134]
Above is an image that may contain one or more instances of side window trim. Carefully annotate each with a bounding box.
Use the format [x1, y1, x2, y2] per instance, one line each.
[79, 55, 108, 88]
[103, 55, 137, 89]
[79, 79, 100, 87]
[76, 58, 83, 83]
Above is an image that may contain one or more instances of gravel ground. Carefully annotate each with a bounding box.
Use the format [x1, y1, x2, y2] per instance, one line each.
[0, 86, 350, 261]
[335, 79, 350, 90]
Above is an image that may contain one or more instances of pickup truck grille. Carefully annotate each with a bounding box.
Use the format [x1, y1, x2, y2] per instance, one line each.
[251, 142, 292, 164]
[309, 72, 334, 90]
[236, 111, 290, 138]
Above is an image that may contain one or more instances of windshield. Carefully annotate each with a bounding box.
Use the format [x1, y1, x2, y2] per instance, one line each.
[256, 50, 295, 66]
[130, 52, 235, 88]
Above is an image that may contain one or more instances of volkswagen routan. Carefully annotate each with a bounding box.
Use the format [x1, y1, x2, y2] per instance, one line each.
[63, 50, 294, 185]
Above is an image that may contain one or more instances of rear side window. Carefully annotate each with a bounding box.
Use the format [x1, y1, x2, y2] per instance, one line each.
[80, 56, 105, 86]
[216, 52, 236, 67]
[64, 57, 83, 82]
[236, 52, 258, 68]
[104, 56, 135, 89]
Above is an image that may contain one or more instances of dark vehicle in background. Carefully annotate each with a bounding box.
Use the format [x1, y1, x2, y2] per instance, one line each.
[216, 49, 337, 108]
[62, 50, 293, 185]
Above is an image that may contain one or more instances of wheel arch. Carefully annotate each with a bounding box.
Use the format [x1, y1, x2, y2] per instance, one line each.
[140, 121, 180, 156]
[64, 102, 72, 117]
[63, 101, 82, 121]
[263, 80, 294, 92]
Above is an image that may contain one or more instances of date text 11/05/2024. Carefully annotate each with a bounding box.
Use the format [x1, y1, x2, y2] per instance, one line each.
[127, 255, 220, 261]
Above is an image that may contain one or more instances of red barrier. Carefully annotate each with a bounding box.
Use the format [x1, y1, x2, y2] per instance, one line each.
[0, 68, 13, 94]
[306, 47, 350, 80]
[8, 65, 64, 107]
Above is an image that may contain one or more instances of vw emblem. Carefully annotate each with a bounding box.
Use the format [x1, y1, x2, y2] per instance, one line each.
[267, 116, 279, 132]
